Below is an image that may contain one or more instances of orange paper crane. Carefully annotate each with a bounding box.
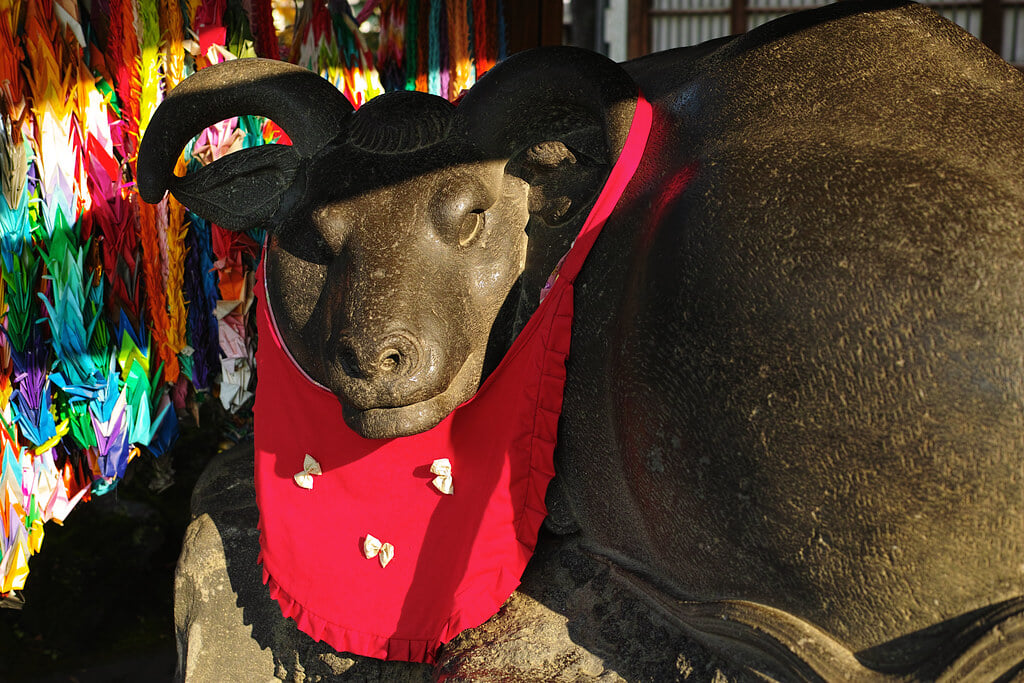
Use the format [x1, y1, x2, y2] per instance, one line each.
[0, 1, 27, 130]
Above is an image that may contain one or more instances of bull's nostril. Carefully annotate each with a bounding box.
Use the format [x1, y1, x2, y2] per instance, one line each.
[377, 334, 421, 377]
[337, 347, 361, 378]
[378, 350, 401, 373]
[333, 332, 423, 383]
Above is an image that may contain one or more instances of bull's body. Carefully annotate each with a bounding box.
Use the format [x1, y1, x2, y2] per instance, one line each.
[140, 1, 1024, 677]
[557, 4, 1024, 674]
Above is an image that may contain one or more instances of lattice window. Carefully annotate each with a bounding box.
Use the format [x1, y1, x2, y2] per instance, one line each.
[628, 0, 1020, 66]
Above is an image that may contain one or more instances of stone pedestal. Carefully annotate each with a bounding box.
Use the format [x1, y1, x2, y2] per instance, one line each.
[173, 444, 741, 682]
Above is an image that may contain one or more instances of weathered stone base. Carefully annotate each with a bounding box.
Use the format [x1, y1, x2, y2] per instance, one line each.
[174, 444, 743, 682]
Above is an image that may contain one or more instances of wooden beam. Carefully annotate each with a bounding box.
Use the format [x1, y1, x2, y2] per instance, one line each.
[981, 0, 1004, 57]
[628, 0, 649, 59]
[540, 0, 563, 46]
[505, 0, 563, 53]
[731, 0, 749, 35]
[504, 0, 538, 54]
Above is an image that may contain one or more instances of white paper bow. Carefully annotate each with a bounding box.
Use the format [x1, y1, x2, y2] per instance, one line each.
[363, 533, 395, 568]
[430, 458, 453, 495]
[293, 454, 322, 490]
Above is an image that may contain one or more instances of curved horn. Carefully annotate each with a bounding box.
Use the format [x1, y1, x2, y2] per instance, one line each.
[456, 47, 639, 164]
[137, 58, 353, 204]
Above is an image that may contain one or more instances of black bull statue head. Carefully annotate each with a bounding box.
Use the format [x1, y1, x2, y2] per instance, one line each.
[138, 47, 636, 439]
[139, 1, 1024, 678]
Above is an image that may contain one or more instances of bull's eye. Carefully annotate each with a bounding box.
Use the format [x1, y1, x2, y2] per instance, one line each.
[431, 178, 494, 247]
[309, 204, 348, 257]
[458, 210, 485, 247]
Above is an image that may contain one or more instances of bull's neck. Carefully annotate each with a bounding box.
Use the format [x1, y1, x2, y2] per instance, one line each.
[518, 211, 590, 324]
[479, 213, 584, 380]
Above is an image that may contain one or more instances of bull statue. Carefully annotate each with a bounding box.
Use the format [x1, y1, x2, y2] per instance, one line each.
[139, 0, 1024, 679]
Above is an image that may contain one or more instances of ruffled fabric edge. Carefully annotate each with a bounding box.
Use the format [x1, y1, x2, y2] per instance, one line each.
[438, 561, 530, 646]
[435, 294, 571, 644]
[514, 284, 571, 547]
[258, 529, 532, 664]
[258, 521, 439, 663]
[254, 282, 571, 665]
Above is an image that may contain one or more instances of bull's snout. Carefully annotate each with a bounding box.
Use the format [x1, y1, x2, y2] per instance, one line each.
[334, 331, 424, 383]
[327, 326, 465, 416]
[327, 317, 480, 437]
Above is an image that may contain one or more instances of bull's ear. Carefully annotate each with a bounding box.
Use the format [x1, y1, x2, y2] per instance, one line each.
[507, 138, 608, 227]
[456, 47, 637, 227]
[165, 144, 303, 232]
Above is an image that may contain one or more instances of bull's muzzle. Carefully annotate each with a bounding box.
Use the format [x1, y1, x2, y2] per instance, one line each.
[334, 330, 424, 384]
[327, 327, 456, 414]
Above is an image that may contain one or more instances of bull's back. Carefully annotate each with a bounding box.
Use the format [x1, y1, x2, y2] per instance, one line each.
[560, 1, 1024, 670]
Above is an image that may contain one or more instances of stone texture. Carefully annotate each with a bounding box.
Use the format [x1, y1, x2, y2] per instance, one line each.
[174, 443, 431, 683]
[436, 531, 745, 683]
[174, 444, 748, 682]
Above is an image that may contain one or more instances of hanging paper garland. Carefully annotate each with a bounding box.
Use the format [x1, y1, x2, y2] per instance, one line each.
[0, 0, 509, 605]
[290, 0, 385, 107]
[0, 0, 248, 601]
[375, 0, 505, 100]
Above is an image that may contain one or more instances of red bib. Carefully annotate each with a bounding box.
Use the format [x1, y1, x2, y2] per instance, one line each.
[254, 95, 652, 663]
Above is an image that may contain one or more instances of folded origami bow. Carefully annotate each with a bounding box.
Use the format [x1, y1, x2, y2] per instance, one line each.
[293, 454, 322, 490]
[363, 533, 395, 568]
[430, 457, 453, 495]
